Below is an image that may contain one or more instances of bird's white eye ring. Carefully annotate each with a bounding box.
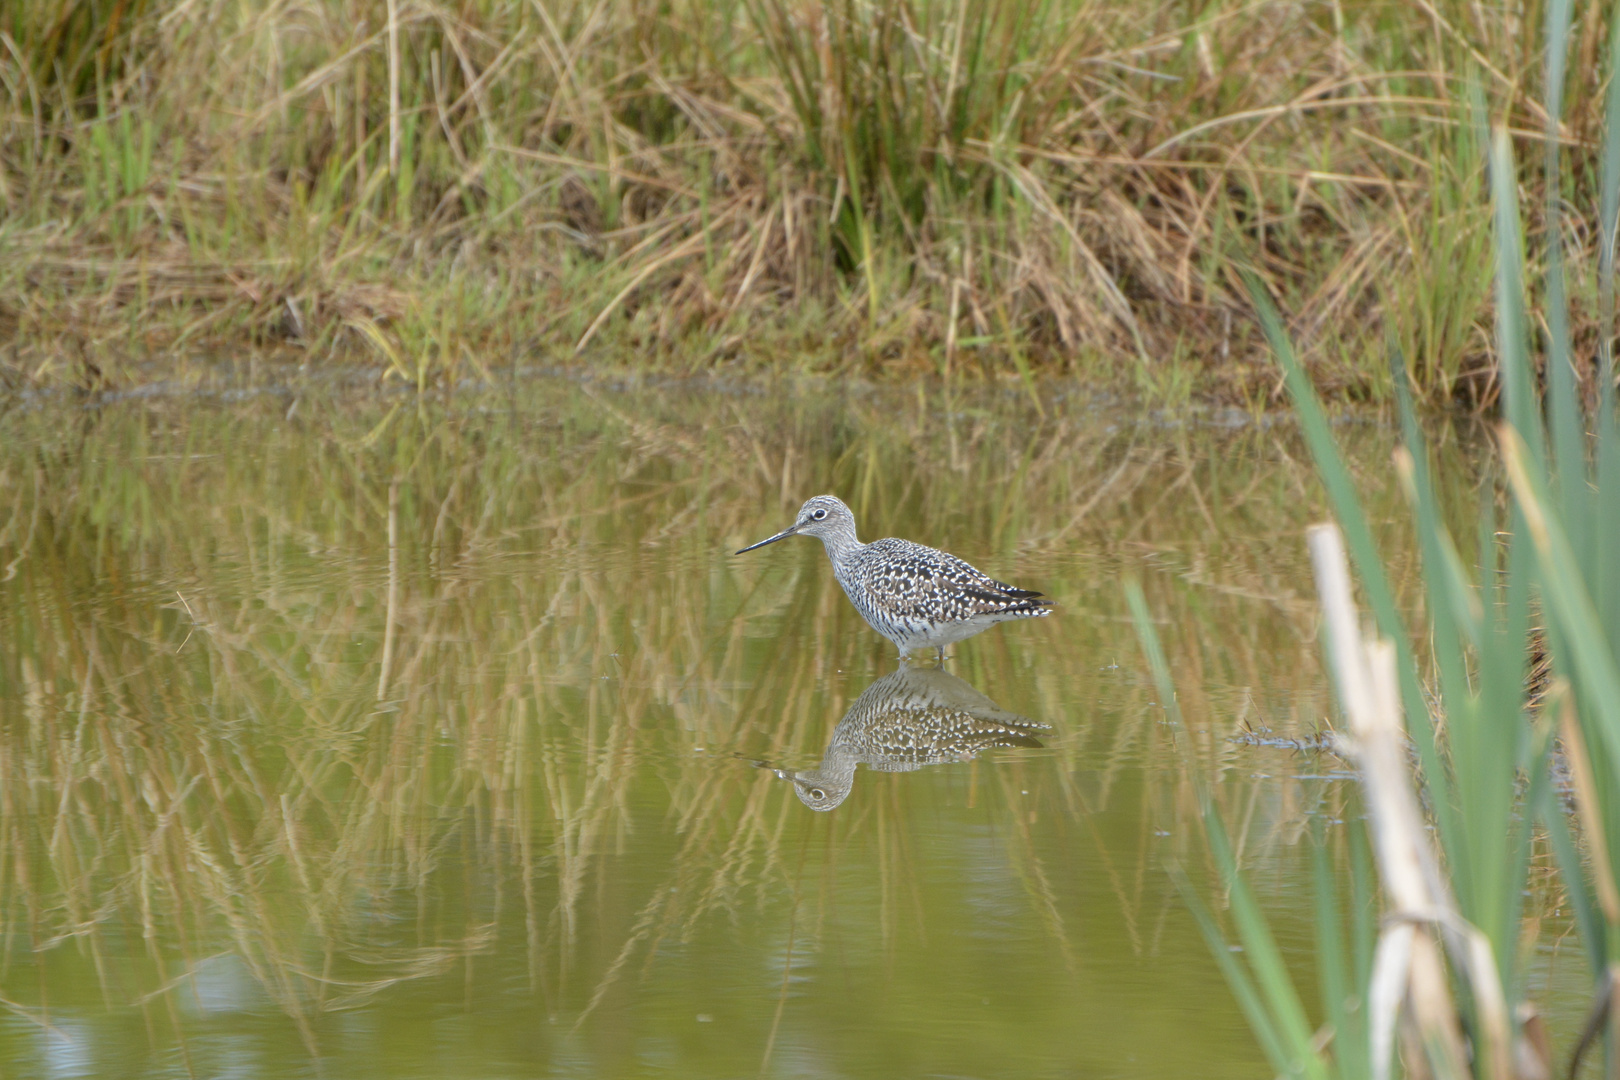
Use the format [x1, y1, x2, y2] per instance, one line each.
[811, 788, 826, 799]
[812, 508, 827, 520]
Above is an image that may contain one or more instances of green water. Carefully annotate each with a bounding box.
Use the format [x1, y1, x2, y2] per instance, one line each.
[0, 379, 1492, 1077]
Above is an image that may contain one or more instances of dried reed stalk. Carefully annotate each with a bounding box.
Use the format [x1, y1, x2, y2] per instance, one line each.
[1308, 522, 1514, 1080]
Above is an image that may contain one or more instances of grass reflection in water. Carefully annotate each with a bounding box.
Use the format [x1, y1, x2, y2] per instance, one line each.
[0, 379, 1469, 1077]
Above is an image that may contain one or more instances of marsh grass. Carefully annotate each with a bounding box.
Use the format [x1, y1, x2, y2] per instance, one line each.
[0, 380, 1464, 1068]
[1160, 0, 1620, 1072]
[0, 0, 1613, 402]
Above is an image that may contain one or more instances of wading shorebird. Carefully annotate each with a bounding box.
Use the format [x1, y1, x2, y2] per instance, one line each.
[736, 495, 1053, 659]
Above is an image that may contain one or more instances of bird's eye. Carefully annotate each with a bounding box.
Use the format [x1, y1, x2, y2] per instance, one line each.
[812, 508, 827, 520]
[810, 788, 826, 799]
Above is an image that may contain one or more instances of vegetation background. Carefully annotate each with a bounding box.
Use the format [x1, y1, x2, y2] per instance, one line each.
[1, 0, 1612, 402]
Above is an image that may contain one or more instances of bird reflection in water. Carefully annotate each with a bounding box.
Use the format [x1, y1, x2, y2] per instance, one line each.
[773, 665, 1050, 811]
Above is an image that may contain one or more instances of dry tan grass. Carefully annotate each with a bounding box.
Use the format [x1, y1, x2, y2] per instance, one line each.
[0, 0, 1611, 402]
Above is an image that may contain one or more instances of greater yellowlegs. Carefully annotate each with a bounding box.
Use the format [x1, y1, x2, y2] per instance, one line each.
[773, 665, 1049, 811]
[736, 495, 1053, 658]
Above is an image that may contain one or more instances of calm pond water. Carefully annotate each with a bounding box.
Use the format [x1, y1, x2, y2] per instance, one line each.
[0, 376, 1547, 1078]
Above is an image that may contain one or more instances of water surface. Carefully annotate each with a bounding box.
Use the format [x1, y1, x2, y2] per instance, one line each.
[0, 378, 1492, 1077]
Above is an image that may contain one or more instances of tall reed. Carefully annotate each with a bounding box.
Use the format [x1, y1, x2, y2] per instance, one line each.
[1163, 0, 1620, 1074]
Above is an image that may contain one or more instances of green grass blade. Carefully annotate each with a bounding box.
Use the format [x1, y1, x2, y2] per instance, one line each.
[1130, 580, 1327, 1080]
[1460, 521, 1534, 985]
[1490, 130, 1542, 473]
[1541, 0, 1586, 571]
[1538, 768, 1606, 974]
[1599, 0, 1620, 675]
[1125, 579, 1183, 730]
[1501, 431, 1620, 783]
[1247, 273, 1458, 853]
[1543, 0, 1571, 124]
[1393, 340, 1478, 670]
[1499, 713, 1559, 1003]
[1599, 0, 1620, 396]
[1544, 226, 1586, 557]
[1173, 868, 1298, 1076]
[1204, 810, 1330, 1080]
[1313, 827, 1364, 1078]
[1602, 422, 1620, 676]
[1349, 822, 1375, 1054]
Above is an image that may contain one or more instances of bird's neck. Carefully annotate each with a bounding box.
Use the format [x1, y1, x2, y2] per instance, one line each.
[809, 747, 859, 784]
[819, 522, 862, 565]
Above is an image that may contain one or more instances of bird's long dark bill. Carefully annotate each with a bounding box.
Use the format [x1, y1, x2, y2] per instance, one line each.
[735, 526, 799, 554]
